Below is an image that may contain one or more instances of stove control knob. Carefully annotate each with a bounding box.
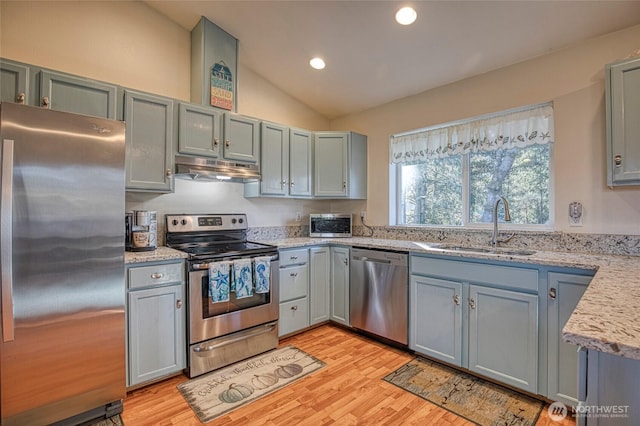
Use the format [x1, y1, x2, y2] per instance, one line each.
[238, 218, 244, 224]
[181, 219, 188, 226]
[231, 218, 237, 224]
[171, 219, 179, 226]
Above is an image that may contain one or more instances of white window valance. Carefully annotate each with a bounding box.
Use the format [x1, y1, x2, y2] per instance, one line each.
[390, 104, 554, 164]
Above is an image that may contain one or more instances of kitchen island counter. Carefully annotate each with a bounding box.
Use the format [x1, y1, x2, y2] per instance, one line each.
[256, 236, 640, 360]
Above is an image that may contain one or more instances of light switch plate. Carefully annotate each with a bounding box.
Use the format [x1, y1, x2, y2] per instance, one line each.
[569, 201, 583, 226]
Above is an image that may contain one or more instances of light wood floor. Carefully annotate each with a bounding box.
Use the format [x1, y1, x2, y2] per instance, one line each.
[122, 324, 575, 425]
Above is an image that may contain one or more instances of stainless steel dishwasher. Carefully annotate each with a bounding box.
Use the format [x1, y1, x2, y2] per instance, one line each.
[350, 248, 408, 345]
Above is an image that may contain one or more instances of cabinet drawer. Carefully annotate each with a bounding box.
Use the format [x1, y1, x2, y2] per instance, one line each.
[411, 255, 538, 293]
[279, 248, 309, 267]
[279, 265, 309, 302]
[279, 297, 309, 337]
[128, 262, 185, 289]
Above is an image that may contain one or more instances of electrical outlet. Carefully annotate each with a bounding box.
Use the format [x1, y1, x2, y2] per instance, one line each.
[360, 211, 367, 221]
[295, 212, 302, 222]
[569, 201, 583, 226]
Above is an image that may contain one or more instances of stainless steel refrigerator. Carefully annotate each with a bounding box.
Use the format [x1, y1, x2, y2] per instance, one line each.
[0, 103, 126, 425]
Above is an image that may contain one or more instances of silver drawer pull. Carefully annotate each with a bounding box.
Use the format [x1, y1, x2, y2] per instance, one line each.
[290, 272, 298, 277]
[291, 305, 298, 311]
[150, 272, 164, 279]
[176, 299, 182, 309]
[453, 294, 460, 305]
[290, 256, 298, 260]
[549, 287, 557, 300]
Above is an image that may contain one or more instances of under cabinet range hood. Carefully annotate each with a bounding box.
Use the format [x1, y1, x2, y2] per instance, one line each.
[175, 155, 260, 182]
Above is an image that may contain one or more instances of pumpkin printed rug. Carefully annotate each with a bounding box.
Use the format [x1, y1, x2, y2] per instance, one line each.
[177, 345, 326, 423]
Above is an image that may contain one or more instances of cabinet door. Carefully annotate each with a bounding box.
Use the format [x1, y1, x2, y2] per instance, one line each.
[124, 90, 174, 192]
[548, 272, 591, 406]
[40, 70, 117, 119]
[410, 275, 463, 366]
[178, 102, 222, 157]
[128, 284, 186, 387]
[314, 132, 348, 197]
[0, 60, 29, 104]
[607, 58, 640, 185]
[260, 122, 289, 195]
[469, 285, 538, 393]
[289, 128, 313, 197]
[330, 246, 350, 326]
[309, 246, 330, 325]
[279, 297, 309, 337]
[223, 113, 260, 163]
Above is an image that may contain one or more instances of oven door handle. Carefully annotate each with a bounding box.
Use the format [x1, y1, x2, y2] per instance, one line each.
[192, 322, 277, 352]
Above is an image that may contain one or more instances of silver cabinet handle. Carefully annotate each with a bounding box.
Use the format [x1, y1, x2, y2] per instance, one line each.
[225, 140, 230, 148]
[176, 299, 183, 309]
[290, 181, 295, 186]
[290, 255, 298, 260]
[41, 96, 50, 108]
[150, 272, 164, 279]
[166, 168, 173, 178]
[549, 287, 557, 300]
[291, 305, 298, 311]
[1, 139, 15, 342]
[342, 181, 347, 190]
[614, 155, 622, 167]
[344, 258, 348, 266]
[453, 294, 460, 305]
[16, 93, 25, 104]
[213, 138, 219, 149]
[290, 272, 298, 277]
[469, 298, 476, 309]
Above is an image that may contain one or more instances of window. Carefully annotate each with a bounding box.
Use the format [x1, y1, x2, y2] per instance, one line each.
[391, 104, 553, 228]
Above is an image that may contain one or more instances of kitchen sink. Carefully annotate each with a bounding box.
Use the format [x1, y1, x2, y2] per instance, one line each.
[415, 242, 536, 256]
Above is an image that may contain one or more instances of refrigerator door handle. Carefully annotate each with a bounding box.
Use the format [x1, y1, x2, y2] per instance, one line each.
[1, 138, 14, 342]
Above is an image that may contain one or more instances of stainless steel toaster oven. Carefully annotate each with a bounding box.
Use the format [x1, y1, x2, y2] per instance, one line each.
[309, 213, 352, 237]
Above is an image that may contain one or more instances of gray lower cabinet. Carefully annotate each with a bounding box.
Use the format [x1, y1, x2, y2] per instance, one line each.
[124, 89, 175, 192]
[278, 248, 309, 337]
[309, 246, 331, 325]
[548, 272, 592, 406]
[410, 255, 539, 394]
[606, 56, 640, 186]
[0, 59, 29, 104]
[126, 261, 186, 388]
[178, 102, 223, 157]
[330, 246, 350, 326]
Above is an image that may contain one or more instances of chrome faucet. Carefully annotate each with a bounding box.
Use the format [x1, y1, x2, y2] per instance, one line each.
[491, 196, 515, 247]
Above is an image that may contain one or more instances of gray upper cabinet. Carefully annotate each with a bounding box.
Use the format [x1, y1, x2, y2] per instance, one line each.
[606, 56, 640, 186]
[40, 70, 118, 119]
[260, 122, 289, 196]
[314, 131, 367, 199]
[0, 59, 29, 104]
[289, 128, 314, 197]
[124, 89, 174, 192]
[223, 113, 260, 163]
[178, 102, 222, 157]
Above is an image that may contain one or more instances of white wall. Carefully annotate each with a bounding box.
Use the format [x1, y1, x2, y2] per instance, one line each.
[0, 0, 342, 228]
[331, 24, 640, 235]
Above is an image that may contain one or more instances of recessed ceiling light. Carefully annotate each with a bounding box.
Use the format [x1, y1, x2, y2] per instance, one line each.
[395, 6, 417, 25]
[309, 57, 326, 70]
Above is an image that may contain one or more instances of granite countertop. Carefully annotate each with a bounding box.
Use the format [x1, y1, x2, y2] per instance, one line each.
[124, 246, 188, 264]
[257, 236, 640, 360]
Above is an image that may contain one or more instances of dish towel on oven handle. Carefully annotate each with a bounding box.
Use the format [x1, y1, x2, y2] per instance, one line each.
[233, 258, 254, 299]
[209, 260, 232, 303]
[254, 256, 271, 294]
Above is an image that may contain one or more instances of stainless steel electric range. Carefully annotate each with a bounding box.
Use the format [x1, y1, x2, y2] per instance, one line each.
[165, 214, 279, 378]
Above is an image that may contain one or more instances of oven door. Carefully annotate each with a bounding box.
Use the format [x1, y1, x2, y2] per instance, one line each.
[188, 256, 280, 344]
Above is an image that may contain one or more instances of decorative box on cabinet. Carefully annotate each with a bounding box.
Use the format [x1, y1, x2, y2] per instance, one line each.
[278, 248, 310, 337]
[123, 89, 175, 193]
[126, 261, 186, 388]
[606, 56, 640, 186]
[410, 255, 539, 393]
[314, 131, 366, 199]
